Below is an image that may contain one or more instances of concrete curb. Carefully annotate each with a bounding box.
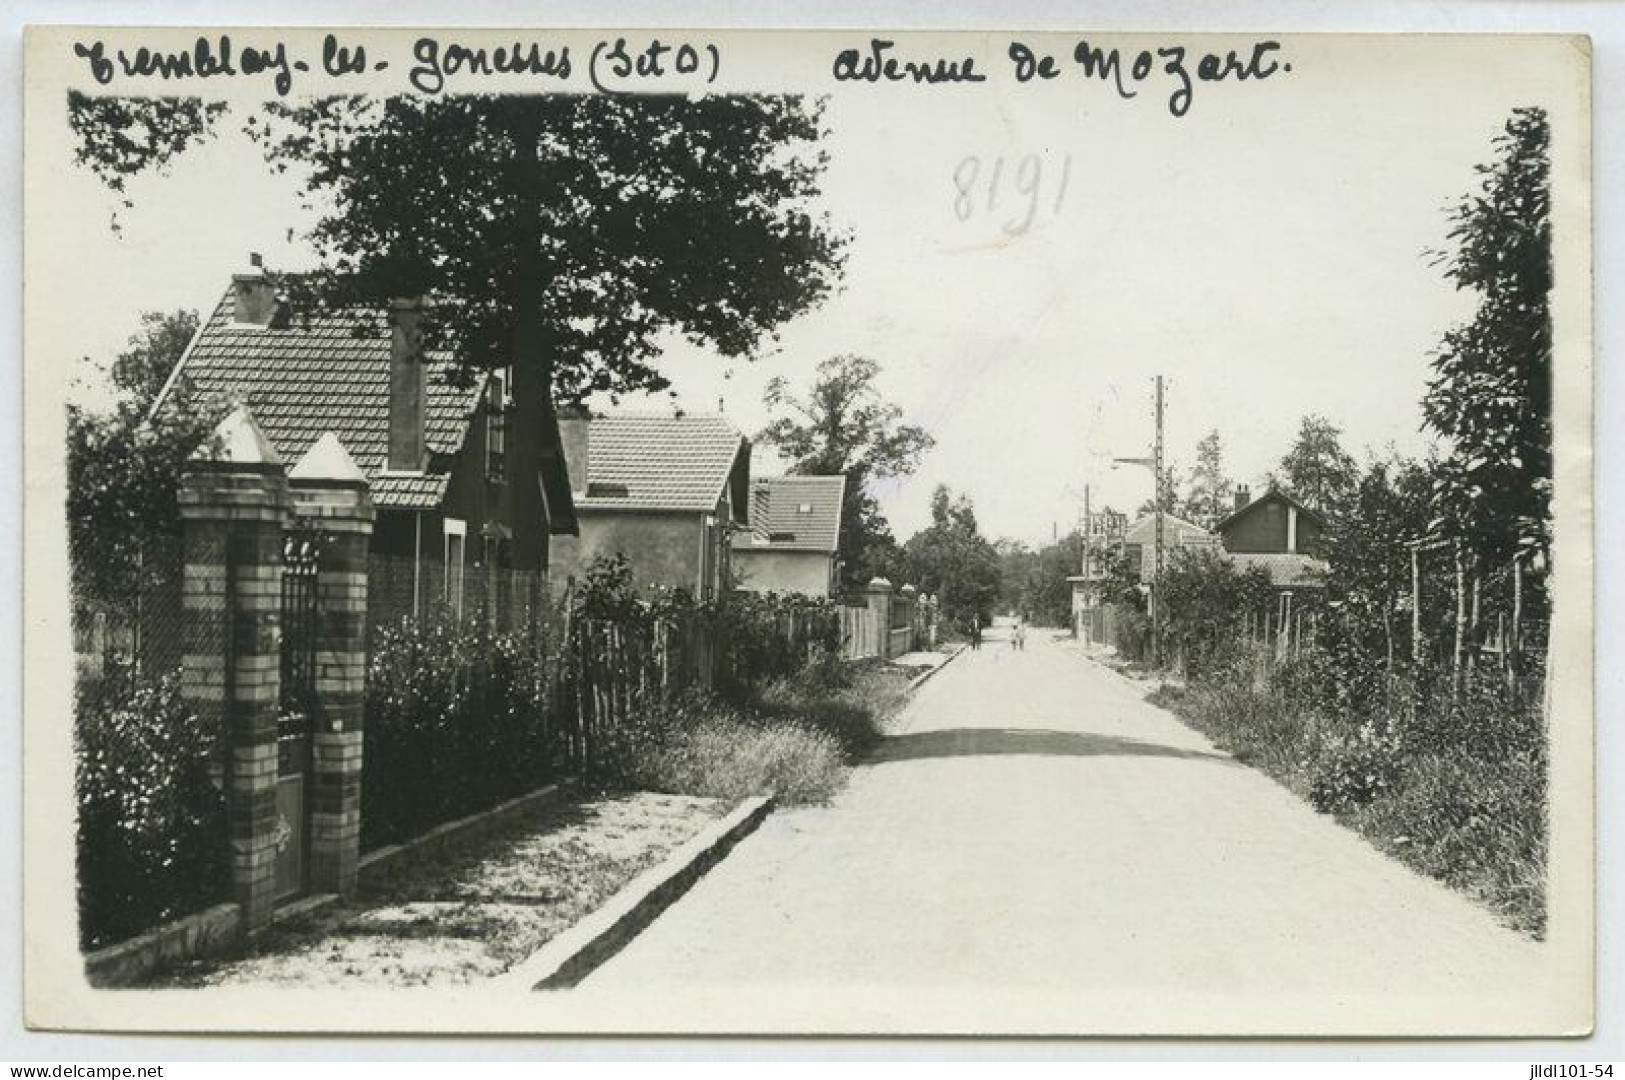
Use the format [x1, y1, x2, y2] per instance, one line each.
[83, 903, 244, 988]
[496, 794, 775, 991]
[905, 644, 966, 694]
[358, 781, 567, 888]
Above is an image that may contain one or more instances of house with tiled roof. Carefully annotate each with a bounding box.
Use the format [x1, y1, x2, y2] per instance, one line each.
[551, 407, 750, 600]
[732, 475, 847, 597]
[151, 266, 577, 619]
[1215, 486, 1329, 593]
[1121, 511, 1222, 583]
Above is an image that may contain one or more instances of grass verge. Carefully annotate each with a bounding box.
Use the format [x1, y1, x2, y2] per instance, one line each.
[1148, 675, 1546, 939]
[622, 662, 912, 807]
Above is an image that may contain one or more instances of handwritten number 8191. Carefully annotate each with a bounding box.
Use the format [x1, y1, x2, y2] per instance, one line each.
[952, 153, 1072, 235]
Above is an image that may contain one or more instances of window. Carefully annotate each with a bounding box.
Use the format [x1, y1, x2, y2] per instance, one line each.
[485, 368, 509, 482]
[444, 518, 467, 617]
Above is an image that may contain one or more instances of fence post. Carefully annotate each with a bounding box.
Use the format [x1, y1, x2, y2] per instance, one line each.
[289, 434, 374, 897]
[178, 405, 290, 939]
[898, 584, 918, 655]
[863, 577, 894, 659]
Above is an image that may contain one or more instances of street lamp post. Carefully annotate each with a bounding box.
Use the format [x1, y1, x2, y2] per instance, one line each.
[1113, 375, 1166, 668]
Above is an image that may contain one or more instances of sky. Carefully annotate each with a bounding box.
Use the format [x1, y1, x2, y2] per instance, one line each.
[50, 34, 1569, 547]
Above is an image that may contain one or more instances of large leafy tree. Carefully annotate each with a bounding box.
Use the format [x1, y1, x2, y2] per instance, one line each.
[755, 354, 934, 588]
[72, 94, 848, 571]
[1274, 414, 1359, 516]
[903, 485, 1001, 626]
[1421, 107, 1552, 566]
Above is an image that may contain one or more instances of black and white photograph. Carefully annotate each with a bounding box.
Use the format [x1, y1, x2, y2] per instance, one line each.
[19, 25, 1594, 1037]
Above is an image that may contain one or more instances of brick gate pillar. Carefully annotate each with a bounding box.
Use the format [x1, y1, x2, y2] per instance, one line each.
[179, 405, 290, 938]
[289, 433, 374, 897]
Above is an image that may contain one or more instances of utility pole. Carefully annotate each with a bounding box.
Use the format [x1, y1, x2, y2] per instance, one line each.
[1082, 484, 1092, 577]
[1151, 375, 1166, 668]
[1111, 373, 1166, 667]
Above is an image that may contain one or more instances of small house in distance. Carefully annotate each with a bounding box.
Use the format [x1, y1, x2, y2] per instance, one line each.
[732, 475, 847, 597]
[1214, 486, 1329, 593]
[1121, 512, 1221, 582]
[150, 266, 578, 624]
[551, 407, 750, 601]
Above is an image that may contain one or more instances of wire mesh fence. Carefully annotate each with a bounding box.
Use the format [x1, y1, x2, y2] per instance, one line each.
[72, 544, 228, 950]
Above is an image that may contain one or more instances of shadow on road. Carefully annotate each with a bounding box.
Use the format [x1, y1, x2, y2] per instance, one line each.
[865, 727, 1237, 767]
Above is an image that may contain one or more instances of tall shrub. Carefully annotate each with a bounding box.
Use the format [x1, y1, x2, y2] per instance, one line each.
[75, 662, 227, 949]
[362, 618, 558, 850]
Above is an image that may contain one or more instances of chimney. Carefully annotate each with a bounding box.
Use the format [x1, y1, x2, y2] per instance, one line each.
[558, 404, 590, 494]
[232, 253, 278, 326]
[387, 298, 427, 472]
[1234, 485, 1250, 512]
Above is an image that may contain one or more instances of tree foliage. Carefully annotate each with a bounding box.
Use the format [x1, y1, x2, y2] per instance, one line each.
[1421, 107, 1552, 565]
[246, 94, 846, 399]
[1320, 457, 1433, 671]
[70, 93, 849, 571]
[996, 532, 1088, 626]
[755, 354, 934, 589]
[1158, 547, 1275, 676]
[903, 485, 1001, 626]
[67, 93, 227, 228]
[1181, 429, 1234, 528]
[67, 311, 222, 608]
[1274, 414, 1359, 516]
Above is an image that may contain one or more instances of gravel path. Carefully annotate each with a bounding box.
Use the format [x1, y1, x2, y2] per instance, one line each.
[574, 626, 1571, 1034]
[154, 791, 725, 989]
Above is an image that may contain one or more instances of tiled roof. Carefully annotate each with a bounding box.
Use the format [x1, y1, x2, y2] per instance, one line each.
[159, 289, 484, 509]
[1123, 512, 1214, 548]
[576, 414, 746, 513]
[738, 475, 845, 553]
[1230, 552, 1328, 588]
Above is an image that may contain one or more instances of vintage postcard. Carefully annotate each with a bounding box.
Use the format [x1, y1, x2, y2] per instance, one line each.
[21, 26, 1593, 1035]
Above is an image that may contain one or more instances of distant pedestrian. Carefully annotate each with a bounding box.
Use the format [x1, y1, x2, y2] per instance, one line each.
[1012, 615, 1027, 651]
[970, 614, 982, 650]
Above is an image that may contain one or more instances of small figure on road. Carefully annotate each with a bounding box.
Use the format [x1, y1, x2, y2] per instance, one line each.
[1012, 616, 1027, 651]
[970, 613, 982, 650]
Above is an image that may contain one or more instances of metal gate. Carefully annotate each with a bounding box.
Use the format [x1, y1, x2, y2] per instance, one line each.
[274, 526, 323, 902]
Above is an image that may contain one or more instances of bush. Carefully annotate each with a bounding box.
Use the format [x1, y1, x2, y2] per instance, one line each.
[363, 618, 561, 850]
[1308, 720, 1404, 814]
[75, 662, 228, 949]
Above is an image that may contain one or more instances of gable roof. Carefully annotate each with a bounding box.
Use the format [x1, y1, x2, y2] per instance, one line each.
[575, 414, 748, 513]
[156, 288, 478, 509]
[1122, 512, 1214, 548]
[1230, 551, 1328, 589]
[1215, 486, 1325, 534]
[738, 475, 846, 553]
[155, 287, 575, 531]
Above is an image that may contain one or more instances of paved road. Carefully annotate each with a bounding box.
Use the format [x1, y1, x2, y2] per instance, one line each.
[573, 625, 1567, 1034]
